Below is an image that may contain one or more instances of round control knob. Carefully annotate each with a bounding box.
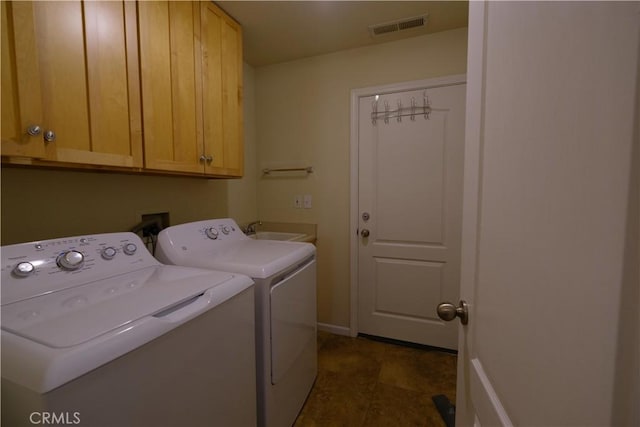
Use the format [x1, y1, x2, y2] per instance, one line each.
[13, 262, 35, 277]
[101, 246, 117, 260]
[123, 243, 137, 255]
[205, 227, 219, 240]
[221, 225, 231, 235]
[57, 250, 84, 270]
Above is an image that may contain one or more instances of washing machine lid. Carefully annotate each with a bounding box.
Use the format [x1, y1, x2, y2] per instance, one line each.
[192, 240, 315, 279]
[1, 265, 238, 348]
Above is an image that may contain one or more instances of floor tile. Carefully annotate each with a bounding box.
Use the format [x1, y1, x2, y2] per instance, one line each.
[378, 344, 457, 399]
[362, 382, 445, 427]
[294, 370, 373, 427]
[318, 334, 388, 378]
[296, 333, 457, 427]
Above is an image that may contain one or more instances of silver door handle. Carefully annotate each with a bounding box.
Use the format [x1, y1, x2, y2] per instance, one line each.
[437, 300, 468, 325]
[360, 229, 370, 238]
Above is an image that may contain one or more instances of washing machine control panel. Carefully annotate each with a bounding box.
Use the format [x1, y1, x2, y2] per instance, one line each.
[1, 232, 159, 305]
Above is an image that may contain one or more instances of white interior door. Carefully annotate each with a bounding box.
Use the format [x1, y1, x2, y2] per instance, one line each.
[456, 2, 640, 426]
[355, 78, 466, 349]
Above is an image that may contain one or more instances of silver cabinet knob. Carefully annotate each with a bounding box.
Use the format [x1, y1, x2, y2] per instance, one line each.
[360, 229, 370, 238]
[437, 300, 469, 325]
[44, 130, 56, 143]
[27, 125, 42, 136]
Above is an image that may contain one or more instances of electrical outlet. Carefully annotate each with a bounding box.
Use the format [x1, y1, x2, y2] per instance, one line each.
[294, 195, 303, 209]
[303, 194, 312, 209]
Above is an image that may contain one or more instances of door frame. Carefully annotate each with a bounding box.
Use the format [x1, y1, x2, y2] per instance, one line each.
[349, 74, 467, 338]
[455, 1, 490, 423]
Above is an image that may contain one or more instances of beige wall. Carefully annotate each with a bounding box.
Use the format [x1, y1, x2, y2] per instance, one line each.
[254, 28, 468, 329]
[0, 63, 258, 245]
[226, 63, 259, 224]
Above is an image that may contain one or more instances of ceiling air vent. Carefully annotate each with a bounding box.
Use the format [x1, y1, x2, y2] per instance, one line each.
[369, 14, 428, 37]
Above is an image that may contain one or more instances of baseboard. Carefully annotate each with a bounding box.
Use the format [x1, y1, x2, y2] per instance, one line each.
[317, 322, 351, 336]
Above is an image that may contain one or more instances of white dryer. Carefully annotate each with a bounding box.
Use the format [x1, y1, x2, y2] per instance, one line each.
[156, 219, 317, 427]
[1, 232, 256, 427]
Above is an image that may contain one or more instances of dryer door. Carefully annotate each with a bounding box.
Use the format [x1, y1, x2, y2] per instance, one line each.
[270, 258, 316, 384]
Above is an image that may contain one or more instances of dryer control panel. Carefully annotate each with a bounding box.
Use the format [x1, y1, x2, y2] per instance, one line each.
[199, 219, 245, 241]
[162, 218, 247, 244]
[155, 218, 249, 266]
[1, 233, 159, 305]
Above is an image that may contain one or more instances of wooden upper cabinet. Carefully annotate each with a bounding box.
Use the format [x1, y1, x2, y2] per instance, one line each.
[138, 1, 204, 174]
[1, 1, 143, 168]
[201, 1, 243, 177]
[138, 1, 243, 177]
[1, 1, 45, 159]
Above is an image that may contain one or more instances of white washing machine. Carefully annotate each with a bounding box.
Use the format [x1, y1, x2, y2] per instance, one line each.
[1, 232, 257, 427]
[156, 218, 317, 427]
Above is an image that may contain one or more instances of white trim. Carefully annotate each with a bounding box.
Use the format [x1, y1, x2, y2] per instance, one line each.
[455, 2, 486, 425]
[349, 74, 467, 339]
[470, 358, 514, 427]
[317, 322, 351, 337]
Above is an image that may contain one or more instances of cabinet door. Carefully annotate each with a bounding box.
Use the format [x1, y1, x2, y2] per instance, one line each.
[1, 1, 45, 158]
[29, 1, 142, 168]
[138, 1, 205, 174]
[201, 2, 243, 177]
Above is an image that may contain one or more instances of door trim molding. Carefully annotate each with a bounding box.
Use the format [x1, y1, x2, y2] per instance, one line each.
[349, 74, 467, 337]
[455, 1, 487, 424]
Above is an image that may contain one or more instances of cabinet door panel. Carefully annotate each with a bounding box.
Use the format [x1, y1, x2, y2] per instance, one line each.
[84, 1, 132, 157]
[201, 2, 243, 177]
[139, 1, 203, 174]
[201, 2, 223, 170]
[1, 1, 45, 158]
[34, 1, 91, 154]
[8, 0, 142, 168]
[220, 17, 243, 175]
[169, 2, 201, 165]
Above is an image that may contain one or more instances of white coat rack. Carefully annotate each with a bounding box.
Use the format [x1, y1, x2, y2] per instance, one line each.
[371, 93, 435, 125]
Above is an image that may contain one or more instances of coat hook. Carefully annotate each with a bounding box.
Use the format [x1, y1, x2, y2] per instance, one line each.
[423, 94, 431, 120]
[384, 100, 390, 124]
[410, 97, 417, 121]
[371, 99, 378, 125]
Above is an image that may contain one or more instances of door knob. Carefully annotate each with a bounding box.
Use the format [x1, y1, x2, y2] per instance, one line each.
[437, 300, 468, 325]
[360, 229, 370, 238]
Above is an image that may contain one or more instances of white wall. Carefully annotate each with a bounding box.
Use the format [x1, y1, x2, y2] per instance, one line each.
[254, 28, 468, 328]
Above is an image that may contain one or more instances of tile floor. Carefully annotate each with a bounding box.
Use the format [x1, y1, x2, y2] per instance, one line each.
[294, 331, 457, 427]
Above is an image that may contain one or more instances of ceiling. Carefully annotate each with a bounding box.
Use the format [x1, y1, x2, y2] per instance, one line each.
[216, 1, 469, 67]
